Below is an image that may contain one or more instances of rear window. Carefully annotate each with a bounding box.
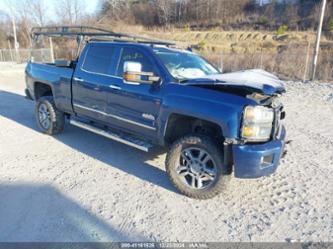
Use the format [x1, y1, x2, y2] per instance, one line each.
[82, 44, 115, 74]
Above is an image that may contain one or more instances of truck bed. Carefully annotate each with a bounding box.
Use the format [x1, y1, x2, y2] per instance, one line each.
[25, 62, 75, 114]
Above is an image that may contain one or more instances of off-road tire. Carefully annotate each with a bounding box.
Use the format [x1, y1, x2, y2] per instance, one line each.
[166, 134, 229, 199]
[35, 96, 65, 135]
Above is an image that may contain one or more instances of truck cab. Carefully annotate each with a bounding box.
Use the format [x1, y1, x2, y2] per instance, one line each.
[25, 26, 286, 199]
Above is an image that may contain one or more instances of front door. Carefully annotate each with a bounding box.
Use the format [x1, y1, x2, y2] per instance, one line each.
[105, 46, 162, 140]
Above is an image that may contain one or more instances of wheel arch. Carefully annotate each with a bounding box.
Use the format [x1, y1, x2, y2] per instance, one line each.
[34, 81, 54, 100]
[163, 113, 225, 145]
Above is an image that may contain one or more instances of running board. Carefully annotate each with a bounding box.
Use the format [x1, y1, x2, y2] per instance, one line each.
[69, 119, 152, 152]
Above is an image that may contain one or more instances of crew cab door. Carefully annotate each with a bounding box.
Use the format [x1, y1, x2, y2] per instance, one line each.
[105, 46, 162, 140]
[72, 43, 117, 121]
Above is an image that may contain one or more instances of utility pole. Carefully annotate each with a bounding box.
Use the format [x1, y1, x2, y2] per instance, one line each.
[259, 0, 264, 7]
[11, 13, 19, 62]
[5, 0, 20, 63]
[312, 0, 327, 80]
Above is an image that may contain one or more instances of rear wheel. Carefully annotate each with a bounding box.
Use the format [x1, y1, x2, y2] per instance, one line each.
[166, 134, 229, 199]
[35, 96, 65, 135]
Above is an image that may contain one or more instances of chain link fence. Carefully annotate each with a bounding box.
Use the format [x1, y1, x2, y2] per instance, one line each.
[0, 48, 53, 63]
[1, 47, 332, 82]
[0, 47, 79, 64]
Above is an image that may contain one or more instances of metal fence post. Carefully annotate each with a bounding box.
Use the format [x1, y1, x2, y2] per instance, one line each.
[8, 41, 14, 62]
[49, 37, 54, 63]
[220, 53, 223, 73]
[41, 38, 45, 63]
[303, 42, 311, 82]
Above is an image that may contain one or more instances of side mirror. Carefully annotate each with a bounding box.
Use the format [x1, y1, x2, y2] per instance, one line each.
[123, 61, 160, 84]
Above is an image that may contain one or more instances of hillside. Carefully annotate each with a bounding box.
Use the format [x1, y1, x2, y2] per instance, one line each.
[143, 30, 333, 53]
[123, 28, 333, 81]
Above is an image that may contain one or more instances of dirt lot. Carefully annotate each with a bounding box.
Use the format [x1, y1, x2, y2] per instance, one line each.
[0, 63, 332, 242]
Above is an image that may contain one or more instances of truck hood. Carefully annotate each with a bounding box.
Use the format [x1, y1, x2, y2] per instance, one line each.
[183, 69, 285, 96]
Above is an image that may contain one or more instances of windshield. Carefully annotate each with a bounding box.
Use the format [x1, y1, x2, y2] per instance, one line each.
[154, 50, 219, 81]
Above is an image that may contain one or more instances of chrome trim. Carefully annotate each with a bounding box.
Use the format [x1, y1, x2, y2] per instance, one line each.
[223, 138, 240, 145]
[69, 119, 150, 152]
[80, 66, 120, 78]
[74, 103, 105, 116]
[142, 113, 155, 121]
[109, 84, 122, 90]
[73, 103, 156, 131]
[73, 77, 84, 82]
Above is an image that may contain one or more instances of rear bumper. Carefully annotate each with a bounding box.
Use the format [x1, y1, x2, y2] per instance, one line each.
[232, 125, 286, 179]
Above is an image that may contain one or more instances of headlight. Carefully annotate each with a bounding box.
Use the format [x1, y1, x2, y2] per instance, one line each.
[242, 106, 274, 142]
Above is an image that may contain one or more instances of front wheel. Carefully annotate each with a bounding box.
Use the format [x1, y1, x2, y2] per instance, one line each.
[35, 96, 65, 135]
[166, 134, 229, 199]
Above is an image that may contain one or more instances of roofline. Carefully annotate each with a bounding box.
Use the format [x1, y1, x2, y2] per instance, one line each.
[88, 38, 175, 47]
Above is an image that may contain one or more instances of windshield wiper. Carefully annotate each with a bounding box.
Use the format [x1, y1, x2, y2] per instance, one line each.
[179, 79, 190, 83]
[179, 78, 226, 84]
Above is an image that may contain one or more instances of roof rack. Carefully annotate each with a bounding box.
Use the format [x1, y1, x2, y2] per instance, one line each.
[31, 26, 175, 46]
[89, 38, 174, 46]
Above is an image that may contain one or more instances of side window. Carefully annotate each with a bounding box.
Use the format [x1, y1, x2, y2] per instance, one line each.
[116, 47, 157, 76]
[82, 44, 115, 74]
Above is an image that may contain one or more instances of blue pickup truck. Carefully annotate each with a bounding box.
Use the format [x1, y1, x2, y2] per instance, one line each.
[25, 26, 286, 199]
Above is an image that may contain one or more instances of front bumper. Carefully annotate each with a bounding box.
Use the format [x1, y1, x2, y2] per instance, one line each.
[232, 125, 286, 178]
[25, 88, 33, 100]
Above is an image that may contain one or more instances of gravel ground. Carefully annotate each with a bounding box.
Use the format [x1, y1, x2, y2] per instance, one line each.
[0, 63, 332, 242]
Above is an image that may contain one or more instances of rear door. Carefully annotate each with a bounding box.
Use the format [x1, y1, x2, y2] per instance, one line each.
[72, 43, 117, 121]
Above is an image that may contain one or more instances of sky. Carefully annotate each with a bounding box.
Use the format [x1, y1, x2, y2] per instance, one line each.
[0, 0, 101, 22]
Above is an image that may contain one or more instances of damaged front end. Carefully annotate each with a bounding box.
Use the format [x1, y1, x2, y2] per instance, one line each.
[183, 68, 286, 98]
[183, 70, 287, 178]
[183, 68, 286, 114]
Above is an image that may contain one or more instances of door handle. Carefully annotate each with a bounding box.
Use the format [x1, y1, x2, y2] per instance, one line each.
[74, 77, 84, 82]
[109, 84, 121, 90]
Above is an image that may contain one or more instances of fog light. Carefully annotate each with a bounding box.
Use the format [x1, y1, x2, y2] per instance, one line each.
[261, 154, 274, 168]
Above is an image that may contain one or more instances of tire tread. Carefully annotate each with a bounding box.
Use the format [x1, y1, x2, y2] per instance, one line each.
[35, 96, 65, 135]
